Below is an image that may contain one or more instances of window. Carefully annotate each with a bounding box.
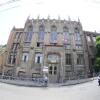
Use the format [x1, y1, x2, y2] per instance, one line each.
[50, 25, 57, 43]
[54, 66, 57, 75]
[48, 54, 59, 63]
[8, 55, 16, 64]
[65, 54, 71, 65]
[22, 53, 29, 62]
[35, 53, 43, 64]
[18, 71, 25, 78]
[38, 25, 45, 42]
[76, 70, 85, 78]
[93, 36, 96, 42]
[75, 32, 81, 41]
[77, 54, 84, 65]
[37, 42, 40, 47]
[28, 25, 33, 32]
[75, 39, 81, 45]
[49, 66, 57, 75]
[87, 36, 91, 42]
[23, 42, 30, 47]
[6, 70, 13, 76]
[32, 73, 41, 78]
[23, 55, 28, 62]
[76, 44, 82, 49]
[49, 66, 52, 74]
[24, 32, 32, 42]
[63, 27, 70, 44]
[37, 56, 40, 63]
[75, 32, 81, 42]
[89, 46, 94, 54]
[75, 28, 81, 44]
[91, 58, 95, 65]
[64, 44, 70, 49]
[11, 43, 18, 51]
[15, 32, 20, 41]
[65, 71, 72, 79]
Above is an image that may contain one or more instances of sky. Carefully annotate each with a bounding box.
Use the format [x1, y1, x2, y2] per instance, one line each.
[0, 0, 100, 45]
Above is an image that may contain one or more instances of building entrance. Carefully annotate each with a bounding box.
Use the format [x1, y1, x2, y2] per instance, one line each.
[48, 64, 59, 83]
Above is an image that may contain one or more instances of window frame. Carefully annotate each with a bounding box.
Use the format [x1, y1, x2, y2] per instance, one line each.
[35, 53, 43, 64]
[65, 54, 72, 65]
[77, 54, 84, 65]
[24, 32, 33, 42]
[38, 25, 45, 42]
[50, 25, 57, 43]
[15, 32, 20, 41]
[8, 54, 16, 64]
[22, 52, 29, 63]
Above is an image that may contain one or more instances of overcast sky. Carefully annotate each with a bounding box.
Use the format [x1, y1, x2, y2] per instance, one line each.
[0, 0, 100, 45]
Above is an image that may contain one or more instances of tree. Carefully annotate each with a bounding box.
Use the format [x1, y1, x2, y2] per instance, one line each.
[95, 36, 100, 73]
[95, 57, 100, 72]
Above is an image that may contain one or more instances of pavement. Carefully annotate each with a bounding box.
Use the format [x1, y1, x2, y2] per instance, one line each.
[0, 79, 100, 100]
[0, 77, 97, 87]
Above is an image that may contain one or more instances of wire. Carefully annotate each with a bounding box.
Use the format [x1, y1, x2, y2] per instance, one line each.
[0, 0, 21, 7]
[0, 0, 21, 12]
[0, 5, 20, 12]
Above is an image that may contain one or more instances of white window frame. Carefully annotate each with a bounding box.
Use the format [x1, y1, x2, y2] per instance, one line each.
[22, 53, 29, 62]
[35, 53, 43, 64]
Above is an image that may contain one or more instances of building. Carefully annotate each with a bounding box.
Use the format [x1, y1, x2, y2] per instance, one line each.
[84, 31, 99, 76]
[2, 17, 100, 83]
[0, 45, 6, 75]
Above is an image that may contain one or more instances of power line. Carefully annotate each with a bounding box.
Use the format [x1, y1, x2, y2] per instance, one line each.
[0, 0, 21, 12]
[0, 0, 21, 7]
[0, 5, 20, 12]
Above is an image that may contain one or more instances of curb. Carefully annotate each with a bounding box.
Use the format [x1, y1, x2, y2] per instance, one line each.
[0, 77, 97, 87]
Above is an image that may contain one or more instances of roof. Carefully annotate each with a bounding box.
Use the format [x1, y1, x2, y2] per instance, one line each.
[83, 31, 100, 36]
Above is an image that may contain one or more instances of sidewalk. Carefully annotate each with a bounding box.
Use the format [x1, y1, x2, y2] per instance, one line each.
[0, 77, 97, 87]
[49, 77, 97, 87]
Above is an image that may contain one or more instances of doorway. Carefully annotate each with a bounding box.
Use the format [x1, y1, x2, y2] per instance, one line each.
[48, 64, 59, 83]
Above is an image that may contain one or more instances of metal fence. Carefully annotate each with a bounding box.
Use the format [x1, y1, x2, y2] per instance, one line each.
[0, 75, 48, 86]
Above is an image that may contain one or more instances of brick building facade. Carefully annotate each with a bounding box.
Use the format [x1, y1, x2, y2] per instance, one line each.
[2, 17, 100, 83]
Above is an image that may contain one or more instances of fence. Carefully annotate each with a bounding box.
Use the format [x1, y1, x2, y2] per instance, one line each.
[0, 75, 97, 87]
[0, 75, 48, 87]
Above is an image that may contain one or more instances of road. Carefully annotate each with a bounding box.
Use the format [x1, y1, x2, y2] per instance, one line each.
[0, 79, 100, 100]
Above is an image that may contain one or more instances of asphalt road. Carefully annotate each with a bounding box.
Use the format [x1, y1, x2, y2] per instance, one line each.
[0, 79, 100, 100]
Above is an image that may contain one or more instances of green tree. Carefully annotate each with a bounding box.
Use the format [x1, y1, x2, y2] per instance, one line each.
[95, 36, 100, 72]
[95, 57, 100, 72]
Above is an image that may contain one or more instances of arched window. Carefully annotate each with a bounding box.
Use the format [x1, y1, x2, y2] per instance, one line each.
[74, 28, 82, 49]
[28, 25, 33, 32]
[74, 27, 79, 33]
[63, 26, 69, 32]
[63, 26, 70, 44]
[24, 25, 33, 42]
[24, 32, 32, 42]
[38, 25, 45, 42]
[48, 54, 59, 63]
[50, 25, 57, 43]
[75, 28, 81, 42]
[51, 25, 57, 31]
